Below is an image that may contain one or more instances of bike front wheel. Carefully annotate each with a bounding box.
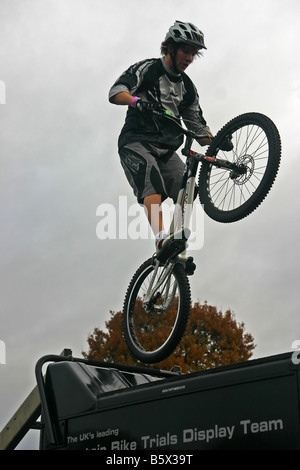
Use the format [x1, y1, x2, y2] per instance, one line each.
[198, 112, 281, 223]
[123, 258, 191, 363]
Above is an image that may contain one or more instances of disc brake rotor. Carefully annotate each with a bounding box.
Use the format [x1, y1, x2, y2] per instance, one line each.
[230, 155, 255, 185]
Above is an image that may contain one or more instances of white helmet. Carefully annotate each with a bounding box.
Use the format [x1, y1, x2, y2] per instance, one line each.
[165, 20, 207, 50]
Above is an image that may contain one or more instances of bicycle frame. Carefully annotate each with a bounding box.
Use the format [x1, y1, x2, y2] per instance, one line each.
[170, 143, 201, 239]
[143, 130, 203, 311]
[143, 111, 246, 310]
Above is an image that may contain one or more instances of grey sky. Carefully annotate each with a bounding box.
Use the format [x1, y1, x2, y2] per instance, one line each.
[0, 0, 299, 449]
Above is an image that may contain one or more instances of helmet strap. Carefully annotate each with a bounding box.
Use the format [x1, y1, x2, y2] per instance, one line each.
[168, 43, 180, 74]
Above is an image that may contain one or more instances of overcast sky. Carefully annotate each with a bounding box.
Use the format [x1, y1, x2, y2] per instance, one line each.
[1, 0, 299, 450]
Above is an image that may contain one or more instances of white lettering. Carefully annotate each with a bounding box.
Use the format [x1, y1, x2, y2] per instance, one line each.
[240, 418, 283, 434]
[96, 203, 116, 239]
[95, 196, 204, 249]
[141, 432, 177, 449]
[183, 425, 235, 443]
[0, 340, 6, 364]
[111, 439, 137, 450]
[106, 455, 140, 467]
[0, 80, 6, 104]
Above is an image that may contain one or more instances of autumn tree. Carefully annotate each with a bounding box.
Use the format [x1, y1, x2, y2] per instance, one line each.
[82, 301, 255, 373]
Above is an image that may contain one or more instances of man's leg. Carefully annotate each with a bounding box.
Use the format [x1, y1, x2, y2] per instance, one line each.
[143, 193, 165, 238]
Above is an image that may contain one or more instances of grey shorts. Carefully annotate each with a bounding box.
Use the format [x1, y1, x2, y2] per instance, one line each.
[119, 142, 185, 204]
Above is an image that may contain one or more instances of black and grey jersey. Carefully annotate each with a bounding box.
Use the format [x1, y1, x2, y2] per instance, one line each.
[109, 58, 212, 150]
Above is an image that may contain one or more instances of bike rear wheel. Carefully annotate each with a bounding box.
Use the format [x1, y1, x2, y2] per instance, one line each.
[198, 112, 281, 223]
[123, 258, 191, 363]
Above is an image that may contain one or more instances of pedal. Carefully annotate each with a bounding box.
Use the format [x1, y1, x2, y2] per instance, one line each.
[176, 256, 196, 275]
[164, 239, 186, 262]
[185, 256, 196, 276]
[169, 239, 186, 256]
[156, 239, 186, 263]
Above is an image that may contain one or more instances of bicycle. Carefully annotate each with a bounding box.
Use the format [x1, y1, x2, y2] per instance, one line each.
[122, 110, 281, 364]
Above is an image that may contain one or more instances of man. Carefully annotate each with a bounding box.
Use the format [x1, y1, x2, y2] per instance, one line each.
[109, 21, 230, 261]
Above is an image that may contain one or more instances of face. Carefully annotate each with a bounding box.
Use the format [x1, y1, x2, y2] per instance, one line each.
[168, 44, 199, 73]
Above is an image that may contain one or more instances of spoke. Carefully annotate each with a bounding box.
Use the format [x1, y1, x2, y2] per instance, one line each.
[210, 173, 231, 206]
[207, 123, 269, 212]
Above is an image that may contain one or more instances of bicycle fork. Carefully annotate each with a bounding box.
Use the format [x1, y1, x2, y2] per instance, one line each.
[143, 260, 177, 313]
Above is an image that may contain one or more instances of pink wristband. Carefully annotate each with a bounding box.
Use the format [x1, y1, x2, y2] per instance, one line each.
[130, 96, 139, 107]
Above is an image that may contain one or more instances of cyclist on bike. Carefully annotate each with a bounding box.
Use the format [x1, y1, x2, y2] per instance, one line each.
[109, 20, 231, 262]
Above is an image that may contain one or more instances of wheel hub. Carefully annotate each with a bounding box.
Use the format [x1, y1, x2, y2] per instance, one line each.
[230, 154, 255, 184]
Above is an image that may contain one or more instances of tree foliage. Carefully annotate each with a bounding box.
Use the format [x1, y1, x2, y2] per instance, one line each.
[82, 301, 255, 373]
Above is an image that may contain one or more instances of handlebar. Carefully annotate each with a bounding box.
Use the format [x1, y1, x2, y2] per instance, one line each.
[152, 109, 199, 139]
[152, 109, 212, 153]
[152, 109, 236, 169]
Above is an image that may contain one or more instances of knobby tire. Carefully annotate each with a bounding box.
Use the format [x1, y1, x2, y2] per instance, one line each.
[198, 112, 281, 223]
[123, 258, 191, 363]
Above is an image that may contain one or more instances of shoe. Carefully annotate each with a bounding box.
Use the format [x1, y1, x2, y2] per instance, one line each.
[156, 229, 190, 262]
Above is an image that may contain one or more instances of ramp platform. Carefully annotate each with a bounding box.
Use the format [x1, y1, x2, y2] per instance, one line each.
[33, 351, 300, 450]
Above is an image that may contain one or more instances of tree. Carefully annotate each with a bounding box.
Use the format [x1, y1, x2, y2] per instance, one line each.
[82, 301, 255, 373]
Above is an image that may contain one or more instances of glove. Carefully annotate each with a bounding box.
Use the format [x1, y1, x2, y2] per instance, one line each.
[131, 97, 163, 113]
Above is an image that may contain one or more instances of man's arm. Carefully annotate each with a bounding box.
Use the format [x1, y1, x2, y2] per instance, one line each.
[109, 91, 134, 106]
